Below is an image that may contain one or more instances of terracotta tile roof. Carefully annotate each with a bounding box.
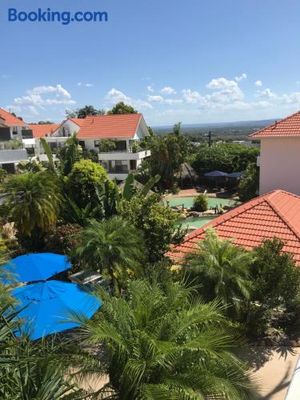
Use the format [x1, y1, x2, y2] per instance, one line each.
[69, 118, 86, 127]
[77, 114, 142, 139]
[0, 108, 26, 127]
[250, 111, 300, 138]
[168, 190, 300, 266]
[28, 124, 60, 138]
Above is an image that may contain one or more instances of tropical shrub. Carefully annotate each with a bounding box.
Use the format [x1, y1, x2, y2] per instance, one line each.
[65, 159, 109, 208]
[74, 216, 145, 294]
[76, 279, 254, 399]
[239, 163, 259, 202]
[193, 193, 208, 211]
[183, 229, 253, 317]
[246, 238, 300, 339]
[2, 172, 62, 238]
[120, 194, 182, 263]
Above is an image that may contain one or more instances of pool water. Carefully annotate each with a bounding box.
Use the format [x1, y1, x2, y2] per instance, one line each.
[177, 216, 216, 229]
[165, 196, 234, 209]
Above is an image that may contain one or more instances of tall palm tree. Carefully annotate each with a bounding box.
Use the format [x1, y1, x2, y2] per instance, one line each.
[2, 171, 62, 237]
[75, 216, 145, 294]
[75, 279, 254, 399]
[183, 229, 253, 316]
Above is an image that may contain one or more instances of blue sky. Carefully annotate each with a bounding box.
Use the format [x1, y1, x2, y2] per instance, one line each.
[1, 0, 300, 125]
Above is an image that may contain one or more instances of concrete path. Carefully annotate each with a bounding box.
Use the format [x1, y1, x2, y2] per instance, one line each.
[250, 347, 300, 400]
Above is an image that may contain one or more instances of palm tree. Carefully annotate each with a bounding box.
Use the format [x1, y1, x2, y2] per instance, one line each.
[2, 171, 62, 238]
[0, 307, 84, 399]
[75, 279, 254, 399]
[183, 229, 253, 316]
[75, 216, 145, 294]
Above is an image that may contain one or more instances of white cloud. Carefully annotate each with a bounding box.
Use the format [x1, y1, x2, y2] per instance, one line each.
[148, 95, 164, 103]
[147, 85, 154, 92]
[206, 77, 244, 104]
[182, 89, 204, 104]
[77, 82, 93, 87]
[160, 86, 176, 95]
[257, 88, 277, 99]
[8, 84, 76, 116]
[235, 73, 247, 82]
[255, 80, 263, 87]
[106, 88, 152, 109]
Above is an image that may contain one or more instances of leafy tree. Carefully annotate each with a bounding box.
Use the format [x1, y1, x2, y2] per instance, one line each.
[139, 124, 190, 191]
[75, 217, 145, 294]
[246, 239, 300, 338]
[107, 102, 137, 115]
[76, 279, 254, 399]
[98, 139, 117, 152]
[2, 172, 62, 239]
[66, 105, 105, 119]
[192, 143, 259, 175]
[65, 159, 109, 209]
[183, 229, 253, 317]
[239, 163, 259, 202]
[0, 168, 7, 183]
[120, 194, 182, 263]
[193, 193, 208, 211]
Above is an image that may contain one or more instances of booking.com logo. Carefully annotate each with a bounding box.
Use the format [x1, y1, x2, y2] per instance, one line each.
[8, 8, 108, 25]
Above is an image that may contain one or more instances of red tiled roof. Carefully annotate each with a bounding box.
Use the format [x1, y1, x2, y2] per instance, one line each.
[77, 114, 142, 139]
[28, 124, 60, 138]
[69, 118, 86, 127]
[0, 108, 26, 127]
[250, 111, 300, 138]
[168, 190, 300, 266]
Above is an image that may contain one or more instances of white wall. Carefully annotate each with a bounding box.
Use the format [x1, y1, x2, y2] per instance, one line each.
[260, 137, 300, 195]
[52, 120, 80, 137]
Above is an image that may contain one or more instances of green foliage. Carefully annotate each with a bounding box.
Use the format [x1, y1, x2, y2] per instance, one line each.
[65, 159, 109, 209]
[107, 101, 137, 115]
[40, 138, 56, 173]
[246, 238, 300, 338]
[139, 124, 190, 191]
[120, 194, 181, 263]
[17, 160, 44, 173]
[2, 172, 62, 237]
[75, 217, 145, 294]
[0, 168, 7, 183]
[66, 105, 105, 118]
[193, 193, 208, 211]
[239, 163, 259, 202]
[192, 143, 259, 175]
[58, 136, 83, 176]
[76, 279, 253, 399]
[98, 139, 117, 152]
[0, 308, 83, 399]
[183, 229, 253, 317]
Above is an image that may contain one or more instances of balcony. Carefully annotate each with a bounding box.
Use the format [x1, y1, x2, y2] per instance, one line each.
[98, 149, 151, 161]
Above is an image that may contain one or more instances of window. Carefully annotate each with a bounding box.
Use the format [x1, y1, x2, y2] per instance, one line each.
[94, 140, 100, 147]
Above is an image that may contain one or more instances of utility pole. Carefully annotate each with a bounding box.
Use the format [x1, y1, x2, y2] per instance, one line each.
[208, 131, 212, 147]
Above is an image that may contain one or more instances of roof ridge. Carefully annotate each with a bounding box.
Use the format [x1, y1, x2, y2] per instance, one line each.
[250, 110, 300, 138]
[266, 193, 300, 240]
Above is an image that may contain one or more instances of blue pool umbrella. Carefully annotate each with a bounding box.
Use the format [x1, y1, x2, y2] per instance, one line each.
[12, 280, 102, 340]
[204, 170, 228, 177]
[1, 253, 71, 283]
[227, 172, 243, 178]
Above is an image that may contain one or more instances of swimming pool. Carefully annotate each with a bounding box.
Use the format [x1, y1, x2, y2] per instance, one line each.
[177, 215, 216, 230]
[165, 196, 235, 210]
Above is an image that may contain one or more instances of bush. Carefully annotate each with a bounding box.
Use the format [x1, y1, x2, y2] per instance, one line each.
[239, 163, 259, 202]
[246, 238, 300, 339]
[193, 194, 208, 211]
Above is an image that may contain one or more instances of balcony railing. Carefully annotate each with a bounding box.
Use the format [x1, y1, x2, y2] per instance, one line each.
[108, 166, 129, 174]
